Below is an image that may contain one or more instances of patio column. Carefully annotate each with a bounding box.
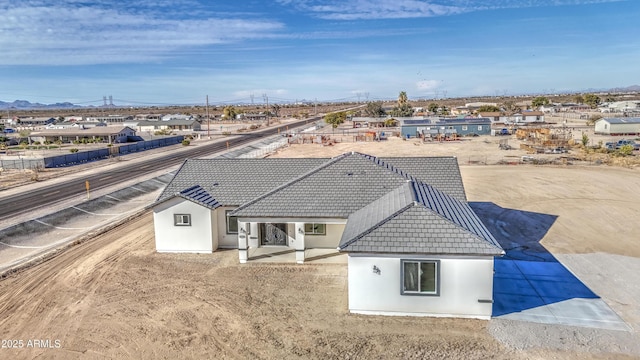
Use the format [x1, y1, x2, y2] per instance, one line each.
[248, 222, 259, 248]
[238, 221, 249, 263]
[294, 222, 305, 264]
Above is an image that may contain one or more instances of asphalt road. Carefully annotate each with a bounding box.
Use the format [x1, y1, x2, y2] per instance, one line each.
[0, 117, 320, 220]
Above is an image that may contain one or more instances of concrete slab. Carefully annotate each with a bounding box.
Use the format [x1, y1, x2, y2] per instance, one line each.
[493, 258, 630, 331]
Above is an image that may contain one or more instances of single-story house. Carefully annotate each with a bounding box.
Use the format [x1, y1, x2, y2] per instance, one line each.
[478, 112, 509, 124]
[594, 118, 640, 135]
[46, 121, 106, 129]
[351, 117, 389, 128]
[136, 119, 201, 132]
[15, 117, 56, 127]
[85, 115, 133, 124]
[161, 114, 194, 121]
[401, 118, 492, 138]
[238, 113, 267, 121]
[29, 126, 137, 144]
[518, 111, 545, 123]
[152, 152, 504, 319]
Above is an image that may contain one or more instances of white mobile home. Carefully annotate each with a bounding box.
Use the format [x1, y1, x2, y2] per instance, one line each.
[595, 118, 640, 135]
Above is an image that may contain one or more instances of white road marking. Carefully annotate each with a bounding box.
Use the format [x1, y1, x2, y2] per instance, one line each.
[34, 219, 88, 230]
[0, 241, 48, 249]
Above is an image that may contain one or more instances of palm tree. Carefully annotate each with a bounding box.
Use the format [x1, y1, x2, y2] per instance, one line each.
[398, 91, 408, 106]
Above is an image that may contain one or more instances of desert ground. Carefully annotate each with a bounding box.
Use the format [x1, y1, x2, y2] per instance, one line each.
[0, 132, 639, 359]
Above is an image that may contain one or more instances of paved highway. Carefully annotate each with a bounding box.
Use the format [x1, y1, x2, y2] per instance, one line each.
[0, 117, 320, 220]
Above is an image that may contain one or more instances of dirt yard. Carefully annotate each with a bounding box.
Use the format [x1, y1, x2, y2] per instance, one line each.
[0, 136, 639, 359]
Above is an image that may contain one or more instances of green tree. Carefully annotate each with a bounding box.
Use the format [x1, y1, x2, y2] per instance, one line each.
[581, 133, 589, 147]
[223, 106, 238, 120]
[364, 101, 385, 117]
[397, 91, 408, 106]
[439, 106, 450, 115]
[531, 96, 550, 108]
[477, 105, 501, 113]
[574, 95, 584, 104]
[390, 91, 413, 117]
[583, 94, 601, 108]
[384, 118, 397, 127]
[501, 100, 520, 113]
[271, 104, 281, 117]
[427, 103, 439, 114]
[324, 111, 347, 130]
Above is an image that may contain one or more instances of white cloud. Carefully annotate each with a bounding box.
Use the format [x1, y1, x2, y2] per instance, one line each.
[416, 79, 441, 91]
[277, 0, 623, 20]
[0, 2, 284, 65]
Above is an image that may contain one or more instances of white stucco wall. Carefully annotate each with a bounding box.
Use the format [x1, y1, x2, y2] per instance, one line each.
[594, 120, 610, 134]
[153, 198, 216, 253]
[217, 206, 239, 248]
[347, 254, 495, 319]
[305, 224, 346, 248]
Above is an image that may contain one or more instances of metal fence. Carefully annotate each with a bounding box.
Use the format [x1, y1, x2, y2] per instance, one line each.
[0, 158, 45, 170]
[118, 136, 184, 155]
[36, 136, 184, 168]
[43, 149, 111, 168]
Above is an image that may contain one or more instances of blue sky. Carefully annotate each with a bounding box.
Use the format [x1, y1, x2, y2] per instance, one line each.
[0, 0, 637, 106]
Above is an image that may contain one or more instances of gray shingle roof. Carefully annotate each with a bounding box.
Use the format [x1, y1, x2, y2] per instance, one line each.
[231, 153, 467, 218]
[339, 181, 504, 256]
[231, 152, 411, 218]
[379, 156, 466, 201]
[156, 158, 328, 206]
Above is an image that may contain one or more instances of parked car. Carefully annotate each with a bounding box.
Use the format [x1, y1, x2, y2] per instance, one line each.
[615, 139, 640, 150]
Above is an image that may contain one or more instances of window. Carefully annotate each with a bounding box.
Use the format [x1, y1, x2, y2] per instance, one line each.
[461, 125, 468, 131]
[478, 125, 483, 131]
[304, 223, 326, 235]
[226, 210, 238, 234]
[401, 260, 439, 295]
[174, 214, 191, 226]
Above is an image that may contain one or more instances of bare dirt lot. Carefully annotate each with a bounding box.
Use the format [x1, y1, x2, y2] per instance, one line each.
[0, 135, 639, 359]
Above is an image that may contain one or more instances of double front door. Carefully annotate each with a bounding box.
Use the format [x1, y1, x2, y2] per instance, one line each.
[260, 223, 288, 246]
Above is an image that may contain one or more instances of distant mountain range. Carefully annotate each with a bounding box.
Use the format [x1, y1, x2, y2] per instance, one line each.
[1, 85, 639, 110]
[0, 100, 79, 110]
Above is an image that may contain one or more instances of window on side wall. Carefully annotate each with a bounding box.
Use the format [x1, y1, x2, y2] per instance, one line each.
[304, 223, 326, 235]
[401, 260, 439, 296]
[174, 214, 191, 226]
[226, 210, 238, 234]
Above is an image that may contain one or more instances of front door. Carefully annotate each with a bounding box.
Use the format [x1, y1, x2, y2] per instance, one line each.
[260, 223, 288, 246]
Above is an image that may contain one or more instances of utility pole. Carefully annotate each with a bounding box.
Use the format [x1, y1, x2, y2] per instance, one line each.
[206, 95, 210, 139]
[262, 93, 269, 126]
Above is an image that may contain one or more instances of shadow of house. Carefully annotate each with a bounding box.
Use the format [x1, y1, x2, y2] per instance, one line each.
[470, 202, 598, 317]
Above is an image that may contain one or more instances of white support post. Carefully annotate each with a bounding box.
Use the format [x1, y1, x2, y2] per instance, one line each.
[238, 221, 249, 263]
[248, 222, 259, 248]
[295, 222, 305, 264]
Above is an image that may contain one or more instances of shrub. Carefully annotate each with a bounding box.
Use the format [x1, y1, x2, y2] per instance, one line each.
[70, 148, 79, 153]
[182, 140, 190, 146]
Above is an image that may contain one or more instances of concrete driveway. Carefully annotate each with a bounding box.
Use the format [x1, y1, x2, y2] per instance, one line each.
[493, 257, 630, 331]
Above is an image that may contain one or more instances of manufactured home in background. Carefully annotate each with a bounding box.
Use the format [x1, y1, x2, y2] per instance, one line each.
[152, 152, 504, 319]
[400, 118, 492, 139]
[594, 118, 640, 136]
